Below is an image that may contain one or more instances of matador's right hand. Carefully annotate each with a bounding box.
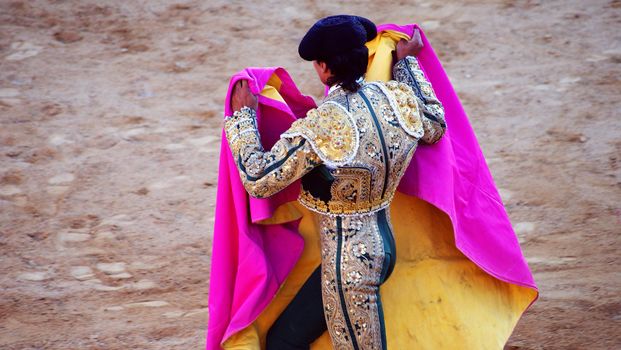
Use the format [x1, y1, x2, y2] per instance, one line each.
[396, 28, 424, 60]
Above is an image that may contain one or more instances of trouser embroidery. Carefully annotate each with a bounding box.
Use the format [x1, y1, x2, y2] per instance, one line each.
[319, 209, 396, 350]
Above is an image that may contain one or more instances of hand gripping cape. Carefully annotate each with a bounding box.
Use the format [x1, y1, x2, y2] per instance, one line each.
[206, 23, 539, 350]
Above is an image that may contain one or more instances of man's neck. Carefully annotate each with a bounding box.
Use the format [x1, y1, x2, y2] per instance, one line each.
[326, 77, 365, 95]
[327, 83, 340, 95]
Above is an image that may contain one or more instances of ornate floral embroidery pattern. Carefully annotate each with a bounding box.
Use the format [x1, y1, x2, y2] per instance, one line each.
[393, 56, 447, 144]
[379, 81, 424, 139]
[223, 55, 447, 350]
[281, 102, 359, 167]
[297, 63, 446, 348]
[319, 213, 387, 350]
[223, 107, 321, 198]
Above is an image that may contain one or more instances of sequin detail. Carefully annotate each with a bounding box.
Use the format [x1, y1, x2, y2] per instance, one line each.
[223, 107, 321, 198]
[223, 56, 447, 349]
[319, 213, 389, 350]
[281, 102, 359, 167]
[393, 56, 447, 144]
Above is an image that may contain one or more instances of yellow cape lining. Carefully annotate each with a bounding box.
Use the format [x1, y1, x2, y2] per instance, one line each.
[222, 30, 538, 350]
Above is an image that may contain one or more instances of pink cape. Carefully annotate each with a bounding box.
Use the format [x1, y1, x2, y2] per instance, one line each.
[206, 23, 538, 350]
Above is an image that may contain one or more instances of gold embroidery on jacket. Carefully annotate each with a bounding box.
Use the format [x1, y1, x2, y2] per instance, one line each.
[223, 58, 446, 349]
[392, 56, 447, 144]
[281, 102, 358, 166]
[223, 107, 321, 198]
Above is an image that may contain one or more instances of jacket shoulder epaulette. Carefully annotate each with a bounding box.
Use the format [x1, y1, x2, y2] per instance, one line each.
[281, 101, 359, 166]
[380, 80, 425, 138]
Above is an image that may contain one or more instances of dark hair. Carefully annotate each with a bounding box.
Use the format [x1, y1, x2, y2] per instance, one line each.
[320, 45, 368, 93]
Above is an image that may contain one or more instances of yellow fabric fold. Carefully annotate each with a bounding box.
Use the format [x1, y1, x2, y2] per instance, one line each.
[365, 29, 410, 83]
[259, 74, 285, 103]
[222, 29, 537, 350]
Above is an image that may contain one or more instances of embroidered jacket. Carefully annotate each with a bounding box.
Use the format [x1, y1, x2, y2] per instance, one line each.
[224, 56, 446, 211]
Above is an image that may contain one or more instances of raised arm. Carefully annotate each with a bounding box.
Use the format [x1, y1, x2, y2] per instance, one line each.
[392, 29, 446, 144]
[224, 106, 322, 199]
[224, 80, 322, 198]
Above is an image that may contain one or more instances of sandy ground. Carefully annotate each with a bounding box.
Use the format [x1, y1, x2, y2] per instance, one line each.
[0, 0, 619, 349]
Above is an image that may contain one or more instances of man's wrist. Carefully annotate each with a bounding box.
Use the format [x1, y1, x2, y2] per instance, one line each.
[226, 106, 256, 120]
[224, 106, 259, 145]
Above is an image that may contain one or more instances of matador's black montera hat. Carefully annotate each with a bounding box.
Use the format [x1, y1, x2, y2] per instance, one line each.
[298, 15, 377, 61]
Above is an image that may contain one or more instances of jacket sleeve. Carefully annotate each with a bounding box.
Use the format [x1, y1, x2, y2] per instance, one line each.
[393, 55, 447, 144]
[224, 106, 322, 199]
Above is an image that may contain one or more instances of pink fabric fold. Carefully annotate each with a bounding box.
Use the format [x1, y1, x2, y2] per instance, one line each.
[207, 68, 314, 350]
[206, 24, 538, 350]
